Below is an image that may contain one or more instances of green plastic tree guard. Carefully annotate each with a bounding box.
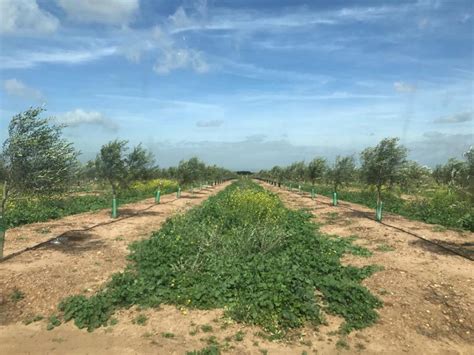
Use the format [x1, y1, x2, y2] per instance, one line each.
[155, 190, 161, 204]
[376, 201, 383, 221]
[112, 197, 118, 218]
[333, 192, 338, 206]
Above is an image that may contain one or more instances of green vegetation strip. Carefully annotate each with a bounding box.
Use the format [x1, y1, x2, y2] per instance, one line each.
[4, 181, 179, 228]
[294, 182, 473, 231]
[59, 180, 382, 335]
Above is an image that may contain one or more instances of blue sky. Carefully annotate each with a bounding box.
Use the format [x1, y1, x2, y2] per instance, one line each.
[0, 0, 472, 170]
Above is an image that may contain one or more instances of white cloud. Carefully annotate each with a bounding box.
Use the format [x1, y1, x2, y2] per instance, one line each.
[147, 24, 209, 74]
[153, 48, 209, 74]
[0, 0, 59, 35]
[433, 112, 472, 124]
[394, 81, 417, 93]
[169, 7, 195, 30]
[56, 0, 139, 25]
[57, 109, 119, 131]
[0, 47, 117, 69]
[196, 120, 223, 128]
[3, 79, 44, 100]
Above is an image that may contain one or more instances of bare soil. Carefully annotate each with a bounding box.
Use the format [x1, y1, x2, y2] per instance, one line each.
[261, 182, 474, 354]
[0, 181, 473, 354]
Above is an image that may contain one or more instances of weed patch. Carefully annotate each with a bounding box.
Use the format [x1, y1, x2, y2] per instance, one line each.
[10, 289, 25, 303]
[59, 180, 381, 336]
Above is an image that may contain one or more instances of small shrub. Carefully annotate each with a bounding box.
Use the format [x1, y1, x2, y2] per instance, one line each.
[23, 314, 44, 325]
[201, 324, 213, 333]
[186, 345, 220, 355]
[10, 289, 25, 303]
[133, 314, 148, 326]
[233, 330, 245, 342]
[47, 315, 61, 330]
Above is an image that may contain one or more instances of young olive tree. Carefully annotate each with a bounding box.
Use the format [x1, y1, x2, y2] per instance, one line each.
[176, 157, 206, 186]
[307, 158, 327, 186]
[291, 161, 306, 182]
[329, 156, 356, 193]
[95, 140, 154, 217]
[400, 161, 432, 192]
[270, 166, 284, 186]
[360, 137, 407, 207]
[432, 158, 467, 188]
[0, 107, 78, 258]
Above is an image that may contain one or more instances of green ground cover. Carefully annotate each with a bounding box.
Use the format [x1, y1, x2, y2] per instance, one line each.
[59, 179, 382, 336]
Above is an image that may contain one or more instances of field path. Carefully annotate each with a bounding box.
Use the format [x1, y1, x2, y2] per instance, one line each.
[0, 184, 236, 350]
[260, 180, 474, 354]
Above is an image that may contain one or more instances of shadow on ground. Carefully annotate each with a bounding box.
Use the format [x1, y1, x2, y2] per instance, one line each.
[409, 239, 474, 259]
[39, 230, 104, 254]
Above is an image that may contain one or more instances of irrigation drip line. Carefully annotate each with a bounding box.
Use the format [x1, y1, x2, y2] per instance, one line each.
[0, 186, 219, 263]
[261, 181, 473, 262]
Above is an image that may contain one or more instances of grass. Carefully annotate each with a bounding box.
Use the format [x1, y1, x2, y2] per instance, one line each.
[10, 289, 25, 303]
[23, 314, 44, 325]
[233, 330, 245, 341]
[46, 315, 61, 331]
[133, 314, 148, 326]
[161, 332, 175, 338]
[336, 337, 350, 350]
[376, 244, 395, 252]
[201, 324, 213, 332]
[186, 345, 221, 355]
[58, 180, 382, 336]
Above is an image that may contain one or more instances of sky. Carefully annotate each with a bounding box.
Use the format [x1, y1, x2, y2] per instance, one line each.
[0, 0, 473, 170]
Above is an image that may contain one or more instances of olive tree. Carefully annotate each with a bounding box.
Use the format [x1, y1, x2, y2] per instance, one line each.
[95, 140, 154, 217]
[432, 158, 467, 188]
[0, 107, 78, 258]
[329, 156, 356, 193]
[270, 166, 284, 186]
[400, 161, 432, 192]
[307, 158, 327, 186]
[176, 157, 206, 185]
[360, 137, 407, 208]
[292, 161, 307, 182]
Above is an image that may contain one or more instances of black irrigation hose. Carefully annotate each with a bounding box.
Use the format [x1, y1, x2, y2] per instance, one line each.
[0, 186, 221, 263]
[262, 181, 473, 262]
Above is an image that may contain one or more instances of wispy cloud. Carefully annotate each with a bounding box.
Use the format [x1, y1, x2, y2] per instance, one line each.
[96, 94, 220, 110]
[151, 25, 210, 75]
[433, 112, 472, 124]
[56, 0, 139, 25]
[3, 78, 44, 101]
[393, 81, 417, 93]
[0, 47, 117, 69]
[153, 48, 209, 74]
[0, 0, 59, 35]
[57, 109, 119, 131]
[196, 120, 224, 128]
[236, 92, 391, 103]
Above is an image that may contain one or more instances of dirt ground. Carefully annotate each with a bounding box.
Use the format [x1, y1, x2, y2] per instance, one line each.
[261, 182, 474, 354]
[0, 181, 473, 354]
